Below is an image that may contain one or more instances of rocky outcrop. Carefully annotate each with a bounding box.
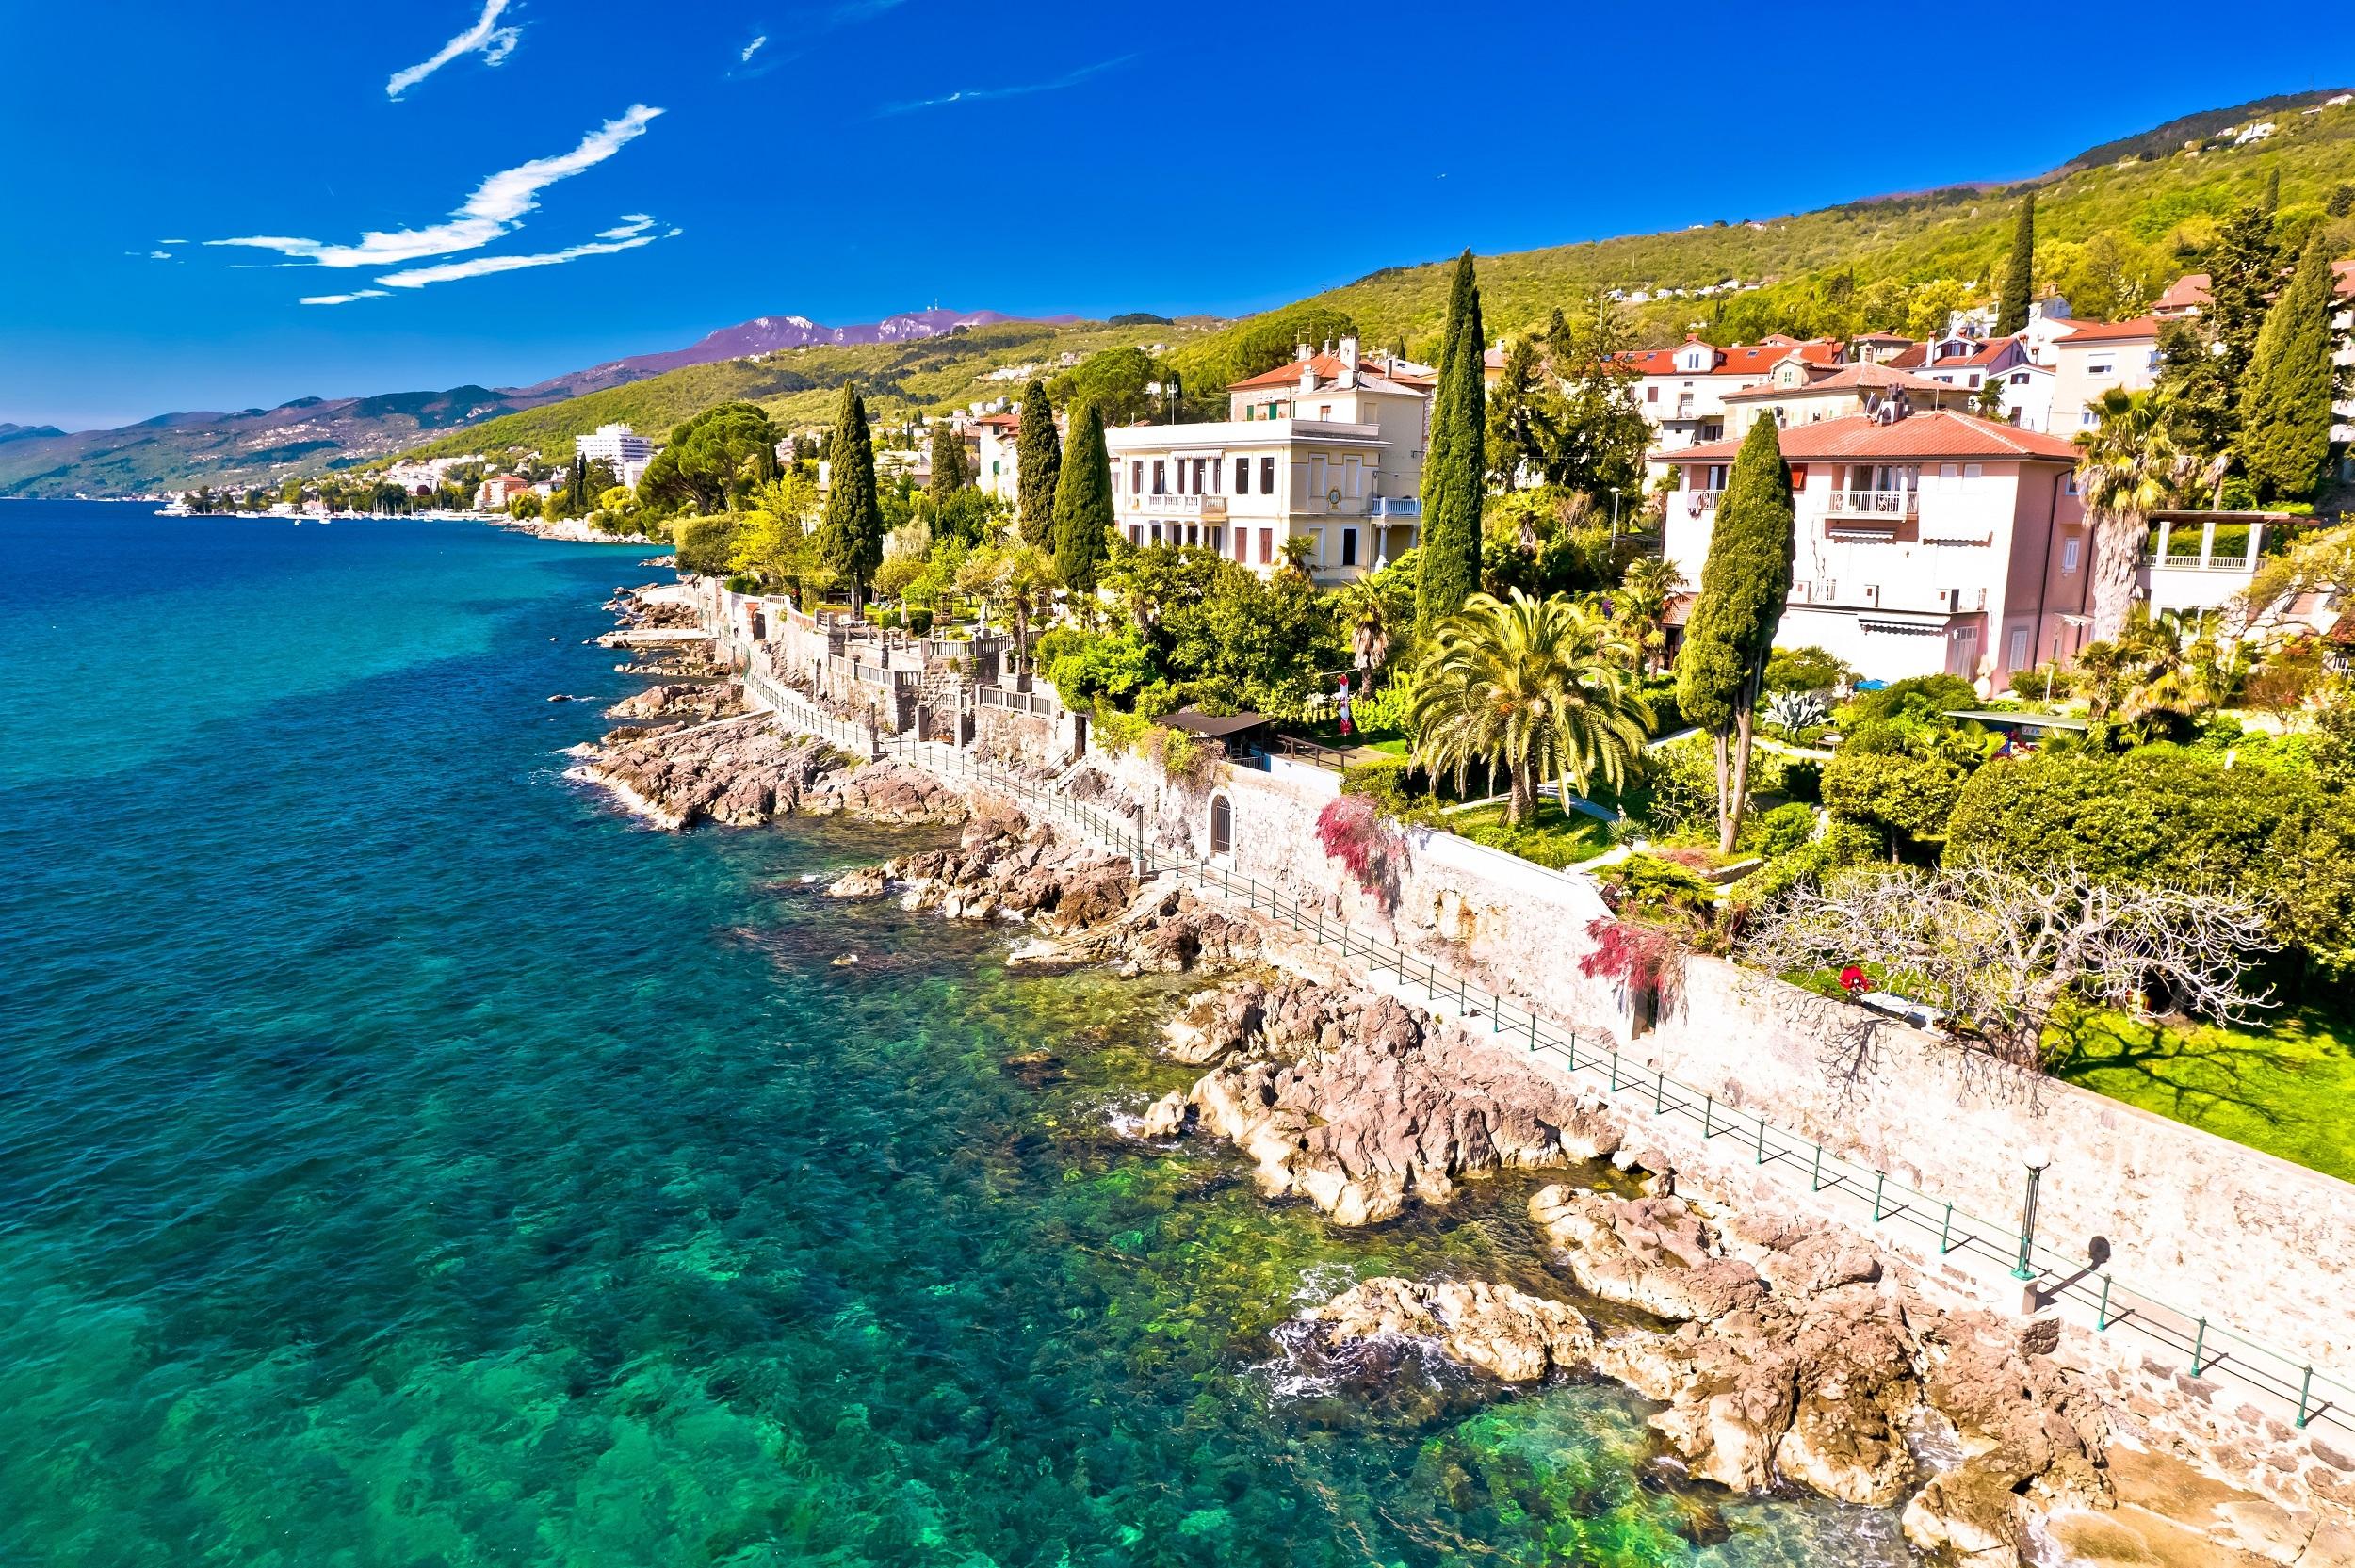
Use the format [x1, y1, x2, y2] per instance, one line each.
[606, 682, 747, 723]
[862, 807, 1137, 929]
[1302, 1276, 1594, 1383]
[577, 719, 963, 830]
[1163, 977, 1621, 1226]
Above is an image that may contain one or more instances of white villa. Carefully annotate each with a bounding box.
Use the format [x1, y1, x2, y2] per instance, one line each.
[1624, 335, 1844, 450]
[1659, 410, 2091, 688]
[1102, 337, 1430, 582]
[2046, 317, 2163, 433]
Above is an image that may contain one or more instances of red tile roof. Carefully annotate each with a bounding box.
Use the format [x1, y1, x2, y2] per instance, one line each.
[1654, 410, 2081, 464]
[1227, 351, 1431, 396]
[2154, 273, 2212, 314]
[1626, 337, 1844, 378]
[1721, 363, 1952, 400]
[2055, 316, 2160, 344]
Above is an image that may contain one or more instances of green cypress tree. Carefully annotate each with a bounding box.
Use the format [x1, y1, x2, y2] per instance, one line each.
[1015, 380, 1062, 548]
[1996, 195, 2035, 337]
[928, 418, 967, 513]
[2264, 166, 2282, 214]
[1052, 402, 1113, 594]
[1417, 250, 1486, 631]
[2238, 234, 2336, 502]
[820, 382, 885, 610]
[1674, 416, 1795, 853]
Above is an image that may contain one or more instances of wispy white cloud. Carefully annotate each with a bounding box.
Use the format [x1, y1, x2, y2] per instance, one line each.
[159, 238, 187, 246]
[147, 250, 175, 260]
[596, 214, 657, 239]
[876, 54, 1135, 116]
[831, 0, 907, 22]
[207, 105, 663, 270]
[300, 289, 393, 306]
[370, 223, 680, 289]
[739, 33, 768, 62]
[387, 0, 522, 100]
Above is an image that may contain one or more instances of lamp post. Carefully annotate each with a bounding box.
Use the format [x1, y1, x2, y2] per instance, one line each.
[2012, 1143, 2051, 1283]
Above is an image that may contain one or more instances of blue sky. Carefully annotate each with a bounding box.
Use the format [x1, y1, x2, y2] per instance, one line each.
[0, 0, 2340, 430]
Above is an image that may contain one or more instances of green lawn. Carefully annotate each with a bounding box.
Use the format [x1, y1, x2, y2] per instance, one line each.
[2048, 1005, 2355, 1184]
[1445, 798, 1616, 870]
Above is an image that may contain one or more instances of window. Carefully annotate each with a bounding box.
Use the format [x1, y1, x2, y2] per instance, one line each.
[1150, 522, 1162, 544]
[1258, 528, 1273, 565]
[1185, 523, 1198, 546]
[1962, 462, 1982, 479]
[1209, 525, 1223, 553]
[2065, 472, 2080, 494]
[1341, 526, 1359, 567]
[2062, 537, 2081, 573]
[1318, 404, 1332, 420]
[1343, 456, 1362, 497]
[2009, 628, 2030, 671]
[2087, 359, 2115, 377]
[2081, 411, 2098, 428]
[1646, 385, 1659, 403]
[2010, 371, 2030, 385]
[1969, 373, 1982, 388]
[1309, 456, 1326, 500]
[1940, 462, 1959, 479]
[1234, 527, 1248, 562]
[1193, 457, 1209, 493]
[1209, 794, 1232, 856]
[1234, 458, 1249, 493]
[1131, 460, 1143, 493]
[1129, 524, 1143, 544]
[1260, 456, 1275, 493]
[1151, 460, 1166, 494]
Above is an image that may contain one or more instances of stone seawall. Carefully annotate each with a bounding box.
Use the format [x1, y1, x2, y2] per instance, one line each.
[703, 579, 2355, 1396]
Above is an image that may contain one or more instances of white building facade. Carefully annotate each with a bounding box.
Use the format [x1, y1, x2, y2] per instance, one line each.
[576, 423, 658, 469]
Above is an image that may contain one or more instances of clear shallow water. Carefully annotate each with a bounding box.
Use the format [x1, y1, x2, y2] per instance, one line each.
[0, 503, 1908, 1566]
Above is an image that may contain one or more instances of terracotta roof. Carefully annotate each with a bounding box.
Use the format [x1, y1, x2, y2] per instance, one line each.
[2055, 316, 2160, 344]
[1652, 410, 2081, 464]
[1628, 337, 1843, 378]
[1721, 363, 1952, 400]
[1919, 337, 2021, 370]
[2155, 273, 2212, 314]
[1227, 352, 1429, 395]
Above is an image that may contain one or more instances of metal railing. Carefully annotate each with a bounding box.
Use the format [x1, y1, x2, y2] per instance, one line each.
[829, 729, 2352, 1443]
[741, 664, 881, 759]
[1828, 489, 1918, 517]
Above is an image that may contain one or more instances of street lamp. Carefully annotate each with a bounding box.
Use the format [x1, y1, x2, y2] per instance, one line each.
[2012, 1143, 2052, 1282]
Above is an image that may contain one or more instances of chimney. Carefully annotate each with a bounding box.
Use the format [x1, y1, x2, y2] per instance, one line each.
[1295, 342, 1313, 363]
[1340, 334, 1360, 375]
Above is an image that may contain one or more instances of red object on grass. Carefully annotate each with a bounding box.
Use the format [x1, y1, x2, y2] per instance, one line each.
[1838, 964, 1868, 994]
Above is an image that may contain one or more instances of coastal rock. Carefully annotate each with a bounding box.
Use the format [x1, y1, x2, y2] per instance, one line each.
[1527, 1187, 1766, 1320]
[876, 811, 1134, 931]
[606, 681, 747, 723]
[1303, 1276, 1594, 1383]
[1138, 1091, 1192, 1139]
[1169, 977, 1621, 1226]
[826, 865, 890, 898]
[578, 720, 965, 831]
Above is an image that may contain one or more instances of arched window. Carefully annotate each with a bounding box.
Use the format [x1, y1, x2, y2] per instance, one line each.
[1209, 794, 1232, 856]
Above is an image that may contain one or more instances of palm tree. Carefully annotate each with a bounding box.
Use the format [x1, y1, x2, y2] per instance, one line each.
[1615, 555, 1687, 675]
[2075, 388, 2208, 641]
[1409, 590, 1654, 826]
[1342, 582, 1393, 691]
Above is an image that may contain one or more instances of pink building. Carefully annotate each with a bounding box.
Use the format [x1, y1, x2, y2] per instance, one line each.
[1659, 411, 2089, 688]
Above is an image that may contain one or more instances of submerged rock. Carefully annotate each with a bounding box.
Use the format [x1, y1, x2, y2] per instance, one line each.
[1303, 1276, 1593, 1383]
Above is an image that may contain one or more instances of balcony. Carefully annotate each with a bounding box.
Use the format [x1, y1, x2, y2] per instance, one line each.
[1124, 493, 1226, 516]
[1827, 489, 1919, 518]
[1368, 496, 1421, 519]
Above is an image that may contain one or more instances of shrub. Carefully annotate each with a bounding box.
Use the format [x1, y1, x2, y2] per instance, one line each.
[1455, 815, 1604, 870]
[1822, 750, 1972, 856]
[1778, 758, 1822, 801]
[1765, 645, 1855, 693]
[674, 515, 744, 577]
[723, 573, 760, 595]
[906, 607, 934, 636]
[1748, 800, 1818, 856]
[1316, 794, 1404, 893]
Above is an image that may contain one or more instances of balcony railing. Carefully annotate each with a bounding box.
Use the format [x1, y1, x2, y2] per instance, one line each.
[1368, 496, 1421, 519]
[1827, 489, 1919, 517]
[1124, 493, 1228, 515]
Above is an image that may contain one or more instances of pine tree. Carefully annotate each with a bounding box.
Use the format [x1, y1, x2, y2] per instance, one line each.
[820, 382, 884, 610]
[1417, 250, 1487, 632]
[1484, 334, 1547, 489]
[1052, 402, 1113, 593]
[1996, 195, 2035, 337]
[2205, 202, 2283, 387]
[1015, 380, 1062, 548]
[2238, 234, 2336, 502]
[928, 418, 967, 513]
[1674, 417, 1795, 853]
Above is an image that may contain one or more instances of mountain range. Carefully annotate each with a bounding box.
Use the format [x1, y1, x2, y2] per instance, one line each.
[0, 309, 1054, 498]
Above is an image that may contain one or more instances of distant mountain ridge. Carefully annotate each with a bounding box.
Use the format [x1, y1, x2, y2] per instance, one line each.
[516, 307, 1067, 398]
[0, 308, 1059, 497]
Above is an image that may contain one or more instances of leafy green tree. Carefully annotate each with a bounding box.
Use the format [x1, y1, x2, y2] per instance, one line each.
[2238, 234, 2337, 502]
[1166, 305, 1355, 419]
[1485, 334, 1548, 489]
[1539, 298, 1650, 502]
[957, 538, 1057, 671]
[820, 383, 885, 610]
[2075, 388, 2207, 640]
[1996, 194, 2035, 336]
[1822, 751, 1973, 861]
[1052, 402, 1114, 593]
[676, 515, 745, 577]
[1409, 590, 1651, 825]
[1674, 416, 1795, 853]
[2205, 202, 2284, 389]
[927, 418, 967, 513]
[1015, 380, 1062, 547]
[1049, 347, 1169, 427]
[639, 402, 780, 516]
[1417, 250, 1487, 633]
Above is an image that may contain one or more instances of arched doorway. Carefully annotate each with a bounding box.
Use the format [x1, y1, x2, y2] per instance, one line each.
[1208, 793, 1232, 857]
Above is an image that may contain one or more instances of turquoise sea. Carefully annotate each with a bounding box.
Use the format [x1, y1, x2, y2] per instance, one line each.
[0, 502, 1909, 1566]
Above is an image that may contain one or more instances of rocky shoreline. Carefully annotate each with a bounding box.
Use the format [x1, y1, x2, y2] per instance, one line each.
[808, 792, 2351, 1568]
[575, 578, 2355, 1568]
